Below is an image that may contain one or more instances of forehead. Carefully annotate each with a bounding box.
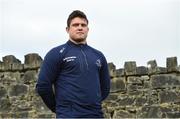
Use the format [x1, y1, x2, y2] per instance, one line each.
[70, 17, 88, 25]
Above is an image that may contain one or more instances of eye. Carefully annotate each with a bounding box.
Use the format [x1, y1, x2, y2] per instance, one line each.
[72, 23, 79, 27]
[81, 24, 87, 27]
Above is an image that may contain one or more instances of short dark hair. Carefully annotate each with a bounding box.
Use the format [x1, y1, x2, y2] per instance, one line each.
[67, 10, 88, 27]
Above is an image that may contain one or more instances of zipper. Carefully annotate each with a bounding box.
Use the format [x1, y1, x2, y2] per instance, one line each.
[80, 49, 89, 70]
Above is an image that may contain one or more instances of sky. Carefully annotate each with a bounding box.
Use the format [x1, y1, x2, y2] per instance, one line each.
[0, 0, 180, 68]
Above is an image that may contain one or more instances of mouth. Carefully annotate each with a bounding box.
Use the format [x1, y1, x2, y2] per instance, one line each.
[77, 32, 84, 34]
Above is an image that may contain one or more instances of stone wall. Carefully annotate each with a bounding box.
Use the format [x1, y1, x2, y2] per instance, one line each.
[0, 53, 179, 118]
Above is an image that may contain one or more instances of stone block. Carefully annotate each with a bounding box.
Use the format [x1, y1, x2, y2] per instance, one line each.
[2, 72, 21, 84]
[0, 98, 11, 112]
[2, 55, 21, 71]
[137, 106, 162, 118]
[159, 90, 179, 104]
[127, 76, 142, 84]
[136, 66, 148, 75]
[143, 80, 151, 89]
[0, 62, 5, 71]
[2, 55, 21, 64]
[110, 77, 126, 93]
[24, 53, 42, 70]
[37, 113, 55, 118]
[127, 84, 143, 92]
[145, 90, 159, 105]
[11, 63, 23, 71]
[124, 61, 137, 76]
[0, 86, 7, 99]
[127, 90, 143, 96]
[9, 84, 28, 96]
[134, 96, 148, 106]
[150, 74, 180, 89]
[117, 96, 135, 106]
[23, 70, 37, 84]
[156, 67, 167, 74]
[105, 93, 118, 101]
[141, 75, 150, 81]
[108, 62, 116, 78]
[3, 64, 11, 71]
[114, 68, 125, 77]
[166, 112, 180, 118]
[147, 60, 157, 74]
[166, 57, 178, 72]
[12, 111, 29, 118]
[113, 110, 134, 118]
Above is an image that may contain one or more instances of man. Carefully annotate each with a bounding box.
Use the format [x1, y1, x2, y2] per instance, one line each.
[36, 10, 110, 118]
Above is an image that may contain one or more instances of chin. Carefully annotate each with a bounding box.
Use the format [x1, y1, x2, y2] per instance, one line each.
[73, 38, 86, 42]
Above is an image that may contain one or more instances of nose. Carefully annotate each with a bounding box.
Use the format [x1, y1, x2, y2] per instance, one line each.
[77, 25, 83, 30]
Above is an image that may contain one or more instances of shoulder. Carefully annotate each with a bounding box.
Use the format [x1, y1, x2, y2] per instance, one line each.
[44, 43, 69, 61]
[87, 45, 105, 58]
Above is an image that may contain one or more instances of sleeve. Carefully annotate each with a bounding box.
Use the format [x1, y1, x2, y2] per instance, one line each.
[36, 48, 61, 113]
[100, 54, 111, 101]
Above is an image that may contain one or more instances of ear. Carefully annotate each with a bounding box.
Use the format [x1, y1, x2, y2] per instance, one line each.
[66, 27, 69, 33]
[87, 27, 89, 32]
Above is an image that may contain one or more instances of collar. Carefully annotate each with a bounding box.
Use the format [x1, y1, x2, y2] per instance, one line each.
[67, 40, 88, 48]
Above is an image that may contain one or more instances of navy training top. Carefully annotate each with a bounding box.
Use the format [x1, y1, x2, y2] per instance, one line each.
[36, 40, 110, 118]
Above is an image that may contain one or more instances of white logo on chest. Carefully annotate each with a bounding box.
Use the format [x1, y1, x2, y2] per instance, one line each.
[63, 56, 77, 62]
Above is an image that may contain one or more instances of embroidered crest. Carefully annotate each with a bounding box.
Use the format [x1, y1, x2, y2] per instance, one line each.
[96, 59, 102, 67]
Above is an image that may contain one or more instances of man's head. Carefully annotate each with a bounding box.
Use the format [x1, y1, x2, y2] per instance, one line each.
[66, 10, 89, 44]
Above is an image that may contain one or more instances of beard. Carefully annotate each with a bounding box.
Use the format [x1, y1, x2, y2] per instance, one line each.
[71, 34, 87, 43]
[73, 38, 86, 43]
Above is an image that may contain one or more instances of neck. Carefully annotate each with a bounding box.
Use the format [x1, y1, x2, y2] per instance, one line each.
[69, 39, 87, 45]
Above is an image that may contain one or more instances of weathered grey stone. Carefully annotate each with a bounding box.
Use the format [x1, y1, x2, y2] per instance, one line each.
[134, 96, 148, 106]
[9, 84, 28, 96]
[148, 66, 167, 74]
[166, 112, 180, 118]
[105, 93, 118, 101]
[12, 111, 29, 118]
[147, 60, 157, 74]
[24, 53, 42, 69]
[2, 55, 21, 64]
[124, 61, 137, 76]
[114, 68, 125, 77]
[117, 96, 135, 106]
[0, 98, 11, 112]
[108, 62, 116, 78]
[127, 90, 143, 96]
[0, 86, 7, 99]
[147, 60, 157, 69]
[2, 55, 21, 71]
[143, 80, 151, 89]
[150, 74, 180, 89]
[146, 90, 159, 105]
[0, 62, 5, 71]
[141, 75, 150, 81]
[127, 84, 143, 92]
[127, 76, 142, 84]
[11, 63, 23, 71]
[23, 70, 37, 84]
[137, 106, 162, 118]
[110, 77, 126, 92]
[113, 110, 134, 118]
[159, 90, 179, 104]
[2, 72, 21, 84]
[37, 113, 56, 118]
[136, 66, 148, 75]
[156, 67, 167, 74]
[160, 105, 180, 118]
[166, 57, 178, 72]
